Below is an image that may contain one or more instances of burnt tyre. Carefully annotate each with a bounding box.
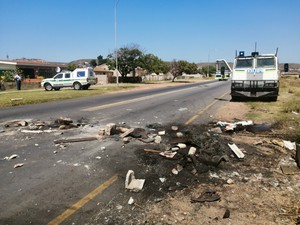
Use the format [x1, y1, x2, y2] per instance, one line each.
[44, 83, 53, 91]
[73, 82, 82, 90]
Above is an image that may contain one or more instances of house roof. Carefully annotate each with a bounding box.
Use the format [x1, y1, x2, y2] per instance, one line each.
[0, 59, 67, 68]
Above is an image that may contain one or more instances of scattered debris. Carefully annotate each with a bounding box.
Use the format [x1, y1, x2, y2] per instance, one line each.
[105, 123, 117, 136]
[217, 120, 253, 131]
[191, 189, 220, 203]
[280, 165, 299, 175]
[283, 140, 296, 151]
[227, 178, 234, 184]
[171, 168, 179, 175]
[272, 139, 284, 148]
[223, 208, 231, 219]
[14, 163, 24, 168]
[4, 154, 19, 161]
[159, 151, 177, 158]
[119, 128, 134, 138]
[55, 117, 73, 125]
[21, 130, 43, 134]
[209, 127, 222, 134]
[144, 149, 161, 153]
[128, 197, 134, 205]
[171, 126, 178, 131]
[130, 128, 148, 139]
[159, 178, 166, 183]
[125, 170, 145, 192]
[154, 136, 162, 144]
[176, 132, 184, 137]
[228, 143, 245, 159]
[4, 154, 19, 160]
[176, 143, 186, 149]
[188, 147, 197, 155]
[158, 131, 165, 136]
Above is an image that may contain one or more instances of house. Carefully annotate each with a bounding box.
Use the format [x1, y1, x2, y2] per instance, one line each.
[0, 59, 67, 79]
[93, 64, 115, 84]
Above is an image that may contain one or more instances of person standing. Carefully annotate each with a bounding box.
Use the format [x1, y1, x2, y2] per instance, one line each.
[14, 73, 21, 90]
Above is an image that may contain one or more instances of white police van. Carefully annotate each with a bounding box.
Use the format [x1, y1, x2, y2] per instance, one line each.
[41, 67, 97, 91]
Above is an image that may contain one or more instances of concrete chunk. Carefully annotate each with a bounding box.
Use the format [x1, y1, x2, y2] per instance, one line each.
[228, 143, 245, 159]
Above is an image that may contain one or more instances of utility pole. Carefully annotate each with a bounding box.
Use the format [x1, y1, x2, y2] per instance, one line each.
[115, 0, 120, 86]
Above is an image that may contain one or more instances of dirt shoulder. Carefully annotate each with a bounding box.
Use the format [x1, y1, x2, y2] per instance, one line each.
[141, 101, 300, 225]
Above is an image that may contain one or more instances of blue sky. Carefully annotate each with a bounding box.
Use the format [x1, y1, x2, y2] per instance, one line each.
[1, 0, 299, 63]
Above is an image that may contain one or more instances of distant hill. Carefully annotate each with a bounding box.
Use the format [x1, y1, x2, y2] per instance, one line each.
[68, 59, 94, 66]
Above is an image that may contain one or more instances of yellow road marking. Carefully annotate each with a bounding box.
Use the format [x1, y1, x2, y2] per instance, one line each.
[81, 86, 197, 112]
[184, 92, 229, 125]
[47, 175, 118, 225]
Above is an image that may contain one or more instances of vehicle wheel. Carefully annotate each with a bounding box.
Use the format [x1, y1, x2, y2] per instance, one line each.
[231, 96, 240, 102]
[53, 87, 61, 91]
[44, 83, 53, 91]
[73, 82, 82, 90]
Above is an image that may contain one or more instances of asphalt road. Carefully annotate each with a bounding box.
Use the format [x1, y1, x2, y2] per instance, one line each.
[0, 80, 231, 225]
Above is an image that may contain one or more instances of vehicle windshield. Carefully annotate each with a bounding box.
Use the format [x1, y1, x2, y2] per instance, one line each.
[235, 58, 253, 68]
[54, 73, 63, 79]
[256, 57, 276, 68]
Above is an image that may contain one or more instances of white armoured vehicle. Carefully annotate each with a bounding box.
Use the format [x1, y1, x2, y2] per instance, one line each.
[231, 50, 280, 101]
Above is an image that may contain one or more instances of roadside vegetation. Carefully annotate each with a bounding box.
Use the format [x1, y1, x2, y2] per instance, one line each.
[0, 86, 135, 108]
[246, 76, 300, 142]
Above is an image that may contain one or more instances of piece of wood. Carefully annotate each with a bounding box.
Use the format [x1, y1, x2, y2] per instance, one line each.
[228, 143, 245, 159]
[54, 136, 98, 144]
[143, 149, 161, 153]
[119, 128, 134, 138]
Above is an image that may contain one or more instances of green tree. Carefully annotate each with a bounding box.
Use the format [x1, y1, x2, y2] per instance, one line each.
[90, 59, 97, 67]
[140, 54, 169, 74]
[1, 70, 15, 82]
[201, 65, 216, 76]
[67, 64, 77, 71]
[97, 55, 107, 65]
[170, 60, 199, 81]
[107, 44, 144, 77]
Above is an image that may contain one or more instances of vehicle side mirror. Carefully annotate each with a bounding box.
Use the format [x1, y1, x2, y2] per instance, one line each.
[284, 63, 289, 72]
[221, 66, 225, 75]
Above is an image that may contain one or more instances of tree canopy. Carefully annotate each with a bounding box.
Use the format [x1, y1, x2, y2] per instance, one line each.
[107, 44, 144, 77]
[169, 60, 199, 81]
[140, 54, 169, 74]
[95, 44, 205, 80]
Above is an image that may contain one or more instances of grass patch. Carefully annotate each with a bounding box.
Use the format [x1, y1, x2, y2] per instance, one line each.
[245, 77, 300, 142]
[0, 86, 135, 108]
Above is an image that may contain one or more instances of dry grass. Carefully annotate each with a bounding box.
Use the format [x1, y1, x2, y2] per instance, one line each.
[246, 77, 300, 142]
[0, 86, 135, 108]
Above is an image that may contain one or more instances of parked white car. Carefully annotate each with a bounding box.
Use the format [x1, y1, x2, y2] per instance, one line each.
[41, 67, 97, 91]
